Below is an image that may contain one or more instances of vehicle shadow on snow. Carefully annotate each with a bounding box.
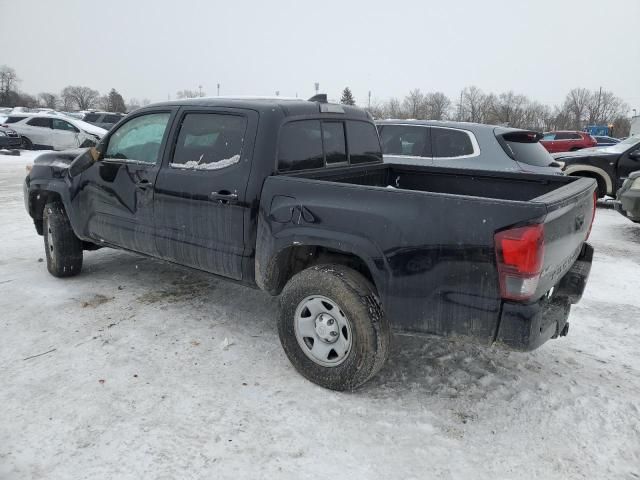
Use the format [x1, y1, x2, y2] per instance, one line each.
[81, 249, 550, 399]
[362, 333, 545, 400]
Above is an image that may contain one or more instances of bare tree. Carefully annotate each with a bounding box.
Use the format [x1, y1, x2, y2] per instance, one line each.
[386, 97, 404, 118]
[0, 65, 19, 94]
[176, 89, 200, 99]
[61, 85, 100, 110]
[587, 89, 627, 125]
[486, 91, 528, 127]
[424, 92, 451, 120]
[402, 89, 425, 119]
[460, 86, 487, 123]
[38, 92, 60, 109]
[563, 88, 591, 129]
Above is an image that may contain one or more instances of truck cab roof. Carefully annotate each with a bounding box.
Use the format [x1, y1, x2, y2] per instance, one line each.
[141, 97, 372, 120]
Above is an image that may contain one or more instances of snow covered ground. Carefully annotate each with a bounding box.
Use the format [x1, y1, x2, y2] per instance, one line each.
[1, 151, 639, 480]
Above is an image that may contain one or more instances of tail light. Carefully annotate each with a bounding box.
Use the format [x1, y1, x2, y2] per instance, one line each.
[495, 224, 544, 301]
[586, 190, 597, 240]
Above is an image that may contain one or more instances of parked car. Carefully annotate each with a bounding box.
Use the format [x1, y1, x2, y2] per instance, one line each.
[24, 97, 596, 390]
[553, 136, 640, 197]
[615, 171, 640, 223]
[0, 124, 22, 149]
[83, 111, 126, 130]
[593, 135, 620, 147]
[376, 120, 563, 174]
[0, 113, 106, 150]
[541, 131, 597, 153]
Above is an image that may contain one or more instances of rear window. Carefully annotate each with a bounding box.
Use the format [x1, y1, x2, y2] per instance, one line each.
[103, 114, 122, 123]
[498, 131, 554, 167]
[322, 122, 347, 164]
[84, 113, 101, 122]
[347, 121, 382, 164]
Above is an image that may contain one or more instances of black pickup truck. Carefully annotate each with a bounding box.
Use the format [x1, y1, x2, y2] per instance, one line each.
[24, 98, 597, 390]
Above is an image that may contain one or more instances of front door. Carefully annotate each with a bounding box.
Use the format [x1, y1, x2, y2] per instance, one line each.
[51, 117, 80, 150]
[153, 108, 257, 280]
[77, 110, 174, 255]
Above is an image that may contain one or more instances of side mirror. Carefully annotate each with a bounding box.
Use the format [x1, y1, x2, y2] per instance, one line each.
[68, 147, 101, 177]
[629, 150, 640, 160]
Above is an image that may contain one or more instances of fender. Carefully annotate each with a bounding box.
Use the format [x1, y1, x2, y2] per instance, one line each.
[255, 213, 388, 298]
[564, 164, 613, 195]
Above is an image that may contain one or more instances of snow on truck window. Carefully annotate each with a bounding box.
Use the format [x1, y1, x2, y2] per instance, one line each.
[170, 113, 246, 170]
[105, 113, 171, 164]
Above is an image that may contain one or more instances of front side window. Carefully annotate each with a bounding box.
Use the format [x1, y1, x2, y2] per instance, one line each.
[347, 121, 382, 164]
[379, 125, 430, 157]
[52, 118, 79, 132]
[27, 117, 52, 128]
[170, 113, 247, 170]
[432, 128, 475, 158]
[105, 112, 171, 164]
[322, 122, 347, 164]
[278, 120, 324, 172]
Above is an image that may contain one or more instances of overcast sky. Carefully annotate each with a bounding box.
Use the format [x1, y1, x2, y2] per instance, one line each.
[2, 0, 639, 111]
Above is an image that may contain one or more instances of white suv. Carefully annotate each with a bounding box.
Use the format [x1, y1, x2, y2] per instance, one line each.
[0, 114, 107, 150]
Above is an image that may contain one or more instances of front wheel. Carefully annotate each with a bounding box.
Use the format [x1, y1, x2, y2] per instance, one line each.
[278, 264, 390, 391]
[20, 136, 33, 150]
[43, 202, 83, 277]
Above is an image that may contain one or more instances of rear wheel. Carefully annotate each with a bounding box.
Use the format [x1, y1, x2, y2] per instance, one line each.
[20, 136, 33, 150]
[43, 201, 83, 277]
[278, 264, 390, 391]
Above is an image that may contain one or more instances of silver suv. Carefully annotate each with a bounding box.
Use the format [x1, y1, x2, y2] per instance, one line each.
[376, 120, 563, 174]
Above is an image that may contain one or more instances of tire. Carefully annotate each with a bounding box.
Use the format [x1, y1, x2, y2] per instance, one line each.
[278, 264, 390, 391]
[43, 201, 83, 277]
[20, 137, 33, 150]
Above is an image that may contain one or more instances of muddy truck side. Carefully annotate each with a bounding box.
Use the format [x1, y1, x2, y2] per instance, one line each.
[24, 97, 597, 390]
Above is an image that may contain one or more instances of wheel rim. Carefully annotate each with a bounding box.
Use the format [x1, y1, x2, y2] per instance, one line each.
[294, 295, 352, 367]
[46, 217, 55, 262]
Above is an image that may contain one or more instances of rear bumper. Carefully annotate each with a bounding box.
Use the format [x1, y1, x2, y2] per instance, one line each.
[494, 243, 593, 351]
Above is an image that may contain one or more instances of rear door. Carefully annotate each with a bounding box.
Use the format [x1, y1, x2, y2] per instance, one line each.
[541, 132, 556, 152]
[24, 117, 53, 147]
[378, 124, 432, 165]
[77, 110, 174, 255]
[153, 108, 257, 280]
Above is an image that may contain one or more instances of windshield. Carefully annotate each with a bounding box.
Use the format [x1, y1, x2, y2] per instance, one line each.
[597, 136, 640, 154]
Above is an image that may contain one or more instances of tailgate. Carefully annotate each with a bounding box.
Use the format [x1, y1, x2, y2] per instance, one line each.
[533, 176, 597, 299]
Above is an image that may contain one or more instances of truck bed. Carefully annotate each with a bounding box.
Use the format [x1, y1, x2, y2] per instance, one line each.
[259, 163, 597, 345]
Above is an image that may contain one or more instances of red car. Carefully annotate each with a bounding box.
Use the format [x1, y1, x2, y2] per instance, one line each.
[540, 131, 597, 153]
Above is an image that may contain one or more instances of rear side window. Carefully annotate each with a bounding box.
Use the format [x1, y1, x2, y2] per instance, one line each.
[26, 117, 52, 128]
[555, 132, 581, 140]
[379, 124, 430, 157]
[322, 122, 347, 164]
[432, 128, 474, 158]
[4, 116, 26, 124]
[84, 113, 100, 122]
[171, 113, 247, 170]
[278, 120, 324, 172]
[498, 131, 553, 167]
[347, 121, 382, 164]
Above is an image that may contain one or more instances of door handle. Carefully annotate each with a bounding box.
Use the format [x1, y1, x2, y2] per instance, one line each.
[210, 190, 238, 204]
[135, 179, 154, 190]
